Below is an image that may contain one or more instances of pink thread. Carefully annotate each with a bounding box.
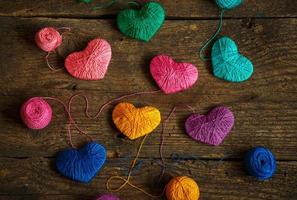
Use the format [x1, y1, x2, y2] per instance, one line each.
[65, 38, 112, 80]
[150, 55, 199, 94]
[20, 97, 53, 130]
[20, 96, 93, 148]
[35, 27, 70, 71]
[68, 90, 160, 121]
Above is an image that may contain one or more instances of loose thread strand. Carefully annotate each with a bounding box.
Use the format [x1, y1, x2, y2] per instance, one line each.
[106, 135, 164, 198]
[158, 104, 196, 181]
[44, 27, 71, 71]
[45, 52, 63, 71]
[92, 0, 119, 10]
[199, 9, 225, 61]
[43, 97, 93, 148]
[68, 89, 160, 120]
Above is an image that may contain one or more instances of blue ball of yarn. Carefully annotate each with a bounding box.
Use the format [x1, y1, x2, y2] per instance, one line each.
[215, 0, 242, 9]
[244, 147, 276, 180]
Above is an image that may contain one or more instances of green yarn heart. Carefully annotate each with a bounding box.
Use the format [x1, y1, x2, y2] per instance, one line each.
[117, 2, 165, 42]
[211, 36, 253, 82]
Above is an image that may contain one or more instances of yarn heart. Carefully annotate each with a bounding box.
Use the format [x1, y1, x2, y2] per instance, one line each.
[211, 36, 253, 82]
[112, 103, 161, 140]
[56, 142, 106, 183]
[65, 38, 112, 80]
[185, 106, 234, 146]
[150, 55, 198, 94]
[117, 2, 165, 42]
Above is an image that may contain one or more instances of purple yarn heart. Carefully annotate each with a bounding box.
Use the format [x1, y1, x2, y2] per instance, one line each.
[185, 106, 234, 146]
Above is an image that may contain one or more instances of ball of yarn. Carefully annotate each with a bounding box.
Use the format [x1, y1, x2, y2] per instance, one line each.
[20, 97, 52, 130]
[166, 176, 200, 200]
[215, 0, 242, 9]
[244, 147, 276, 180]
[95, 194, 120, 200]
[35, 27, 62, 52]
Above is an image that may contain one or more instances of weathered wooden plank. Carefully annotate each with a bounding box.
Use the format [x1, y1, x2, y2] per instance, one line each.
[0, 17, 296, 159]
[0, 17, 296, 94]
[0, 0, 296, 18]
[0, 157, 296, 199]
[0, 93, 297, 160]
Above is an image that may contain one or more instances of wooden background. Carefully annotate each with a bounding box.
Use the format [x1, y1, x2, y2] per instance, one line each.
[0, 0, 296, 199]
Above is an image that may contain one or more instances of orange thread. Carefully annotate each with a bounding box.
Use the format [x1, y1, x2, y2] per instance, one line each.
[159, 105, 196, 180]
[106, 135, 164, 198]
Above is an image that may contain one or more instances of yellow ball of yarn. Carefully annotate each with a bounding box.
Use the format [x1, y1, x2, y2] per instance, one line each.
[166, 176, 200, 200]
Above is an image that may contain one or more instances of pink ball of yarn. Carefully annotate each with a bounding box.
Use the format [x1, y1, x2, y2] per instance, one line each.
[35, 27, 62, 52]
[20, 97, 52, 130]
[95, 194, 120, 200]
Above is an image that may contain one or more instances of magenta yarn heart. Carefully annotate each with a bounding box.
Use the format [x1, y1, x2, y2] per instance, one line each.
[150, 55, 198, 94]
[65, 38, 112, 80]
[185, 106, 234, 146]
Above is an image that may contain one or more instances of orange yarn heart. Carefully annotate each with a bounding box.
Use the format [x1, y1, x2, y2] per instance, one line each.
[112, 103, 161, 140]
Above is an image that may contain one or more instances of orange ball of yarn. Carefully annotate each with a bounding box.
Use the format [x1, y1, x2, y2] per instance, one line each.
[166, 176, 200, 200]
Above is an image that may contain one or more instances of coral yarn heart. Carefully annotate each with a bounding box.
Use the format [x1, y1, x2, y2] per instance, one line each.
[185, 106, 234, 146]
[65, 38, 112, 80]
[112, 103, 161, 140]
[117, 2, 165, 42]
[211, 36, 253, 82]
[56, 142, 106, 183]
[150, 55, 198, 94]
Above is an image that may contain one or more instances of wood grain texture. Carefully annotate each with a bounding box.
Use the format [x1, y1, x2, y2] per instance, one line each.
[0, 157, 297, 200]
[0, 0, 297, 199]
[0, 0, 296, 18]
[0, 17, 296, 160]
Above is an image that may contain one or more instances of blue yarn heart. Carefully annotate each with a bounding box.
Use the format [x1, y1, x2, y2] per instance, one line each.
[211, 36, 253, 82]
[56, 142, 106, 183]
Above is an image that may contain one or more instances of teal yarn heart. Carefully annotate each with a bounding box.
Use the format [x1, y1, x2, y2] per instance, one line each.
[56, 142, 106, 183]
[211, 36, 253, 82]
[117, 2, 165, 42]
[215, 0, 243, 10]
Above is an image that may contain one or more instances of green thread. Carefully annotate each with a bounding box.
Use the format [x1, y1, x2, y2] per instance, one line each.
[199, 9, 225, 61]
[92, 0, 118, 10]
[127, 1, 141, 8]
[80, 0, 93, 3]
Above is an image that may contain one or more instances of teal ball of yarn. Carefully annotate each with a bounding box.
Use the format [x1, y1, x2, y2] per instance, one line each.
[215, 0, 242, 9]
[244, 147, 276, 180]
[211, 36, 253, 82]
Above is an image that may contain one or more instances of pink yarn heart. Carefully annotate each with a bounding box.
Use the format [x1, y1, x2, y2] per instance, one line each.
[185, 106, 234, 146]
[150, 55, 198, 94]
[65, 38, 112, 80]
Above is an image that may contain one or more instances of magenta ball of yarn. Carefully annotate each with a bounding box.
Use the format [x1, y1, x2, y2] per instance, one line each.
[20, 97, 52, 130]
[95, 194, 120, 200]
[35, 27, 62, 52]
